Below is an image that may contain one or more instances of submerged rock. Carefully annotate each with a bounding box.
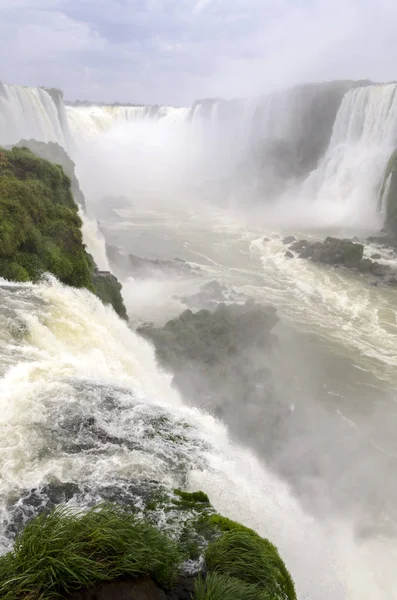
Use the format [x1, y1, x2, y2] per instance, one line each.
[288, 235, 397, 285]
[106, 245, 200, 281]
[179, 280, 246, 311]
[290, 236, 364, 267]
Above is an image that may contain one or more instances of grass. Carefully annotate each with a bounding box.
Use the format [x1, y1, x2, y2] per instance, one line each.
[0, 504, 183, 600]
[194, 572, 273, 600]
[205, 530, 296, 600]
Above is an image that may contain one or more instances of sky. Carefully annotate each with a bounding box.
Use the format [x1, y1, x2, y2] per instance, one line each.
[0, 0, 396, 105]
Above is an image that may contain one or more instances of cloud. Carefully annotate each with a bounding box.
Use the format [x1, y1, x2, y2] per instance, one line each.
[0, 0, 396, 104]
[192, 0, 213, 14]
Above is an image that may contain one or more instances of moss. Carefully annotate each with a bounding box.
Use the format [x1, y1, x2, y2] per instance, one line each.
[174, 490, 210, 507]
[206, 514, 256, 535]
[205, 530, 296, 600]
[92, 270, 127, 320]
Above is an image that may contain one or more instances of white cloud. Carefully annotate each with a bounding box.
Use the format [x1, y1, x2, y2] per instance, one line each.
[0, 0, 397, 104]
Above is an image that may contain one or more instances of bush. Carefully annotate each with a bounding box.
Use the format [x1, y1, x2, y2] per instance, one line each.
[0, 504, 183, 600]
[205, 530, 296, 600]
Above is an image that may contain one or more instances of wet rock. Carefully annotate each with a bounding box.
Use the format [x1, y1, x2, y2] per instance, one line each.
[106, 245, 200, 280]
[290, 236, 397, 286]
[371, 253, 382, 260]
[282, 236, 296, 245]
[367, 234, 397, 249]
[179, 280, 246, 311]
[166, 576, 196, 600]
[285, 251, 294, 259]
[291, 237, 363, 267]
[357, 259, 374, 273]
[69, 579, 167, 600]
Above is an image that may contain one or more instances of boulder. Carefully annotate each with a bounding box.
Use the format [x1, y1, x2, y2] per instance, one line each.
[283, 236, 296, 245]
[290, 237, 363, 267]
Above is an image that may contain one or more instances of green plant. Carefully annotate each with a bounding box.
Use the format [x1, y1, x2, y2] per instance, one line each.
[205, 530, 296, 600]
[0, 504, 183, 600]
[194, 572, 272, 600]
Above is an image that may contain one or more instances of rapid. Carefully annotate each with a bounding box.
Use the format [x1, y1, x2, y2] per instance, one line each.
[1, 81, 397, 599]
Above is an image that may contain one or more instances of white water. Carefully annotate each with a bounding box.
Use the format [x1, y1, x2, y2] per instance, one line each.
[0, 277, 395, 599]
[66, 105, 190, 143]
[0, 83, 70, 148]
[293, 84, 397, 227]
[2, 79, 397, 598]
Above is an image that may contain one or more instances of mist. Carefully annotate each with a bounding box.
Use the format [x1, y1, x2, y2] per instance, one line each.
[2, 2, 397, 598]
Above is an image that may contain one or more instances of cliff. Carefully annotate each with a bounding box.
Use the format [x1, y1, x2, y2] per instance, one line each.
[0, 145, 126, 318]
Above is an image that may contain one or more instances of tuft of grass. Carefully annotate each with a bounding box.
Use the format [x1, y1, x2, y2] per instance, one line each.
[194, 572, 273, 600]
[205, 530, 296, 600]
[0, 504, 183, 600]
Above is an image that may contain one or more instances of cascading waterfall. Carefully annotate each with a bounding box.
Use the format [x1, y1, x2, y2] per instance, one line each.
[0, 83, 70, 148]
[299, 84, 397, 227]
[66, 104, 190, 143]
[0, 277, 396, 600]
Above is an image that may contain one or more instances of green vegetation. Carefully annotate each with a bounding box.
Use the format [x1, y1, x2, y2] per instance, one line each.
[0, 146, 92, 288]
[205, 530, 296, 600]
[173, 489, 210, 506]
[0, 504, 182, 600]
[0, 498, 296, 600]
[194, 572, 272, 600]
[0, 146, 127, 319]
[92, 270, 127, 320]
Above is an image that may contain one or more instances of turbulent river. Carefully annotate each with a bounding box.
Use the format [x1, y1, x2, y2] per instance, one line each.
[2, 81, 397, 599]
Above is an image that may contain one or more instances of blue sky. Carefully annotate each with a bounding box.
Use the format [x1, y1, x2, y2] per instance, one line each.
[0, 0, 396, 105]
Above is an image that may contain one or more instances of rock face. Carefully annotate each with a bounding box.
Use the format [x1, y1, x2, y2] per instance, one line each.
[0, 146, 127, 318]
[15, 139, 86, 210]
[92, 269, 127, 320]
[138, 300, 292, 457]
[380, 148, 397, 235]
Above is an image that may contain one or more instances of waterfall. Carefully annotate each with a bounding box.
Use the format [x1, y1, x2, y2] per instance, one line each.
[0, 83, 70, 148]
[66, 104, 190, 142]
[299, 84, 397, 227]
